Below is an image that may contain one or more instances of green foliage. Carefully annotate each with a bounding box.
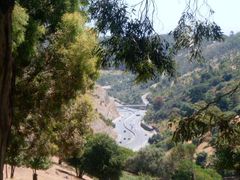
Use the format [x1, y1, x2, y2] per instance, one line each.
[125, 146, 165, 177]
[120, 171, 153, 180]
[118, 147, 135, 165]
[89, 0, 175, 82]
[97, 71, 157, 104]
[173, 104, 239, 145]
[14, 4, 99, 124]
[12, 3, 29, 51]
[172, 160, 194, 180]
[81, 134, 126, 179]
[174, 144, 195, 159]
[214, 145, 240, 176]
[55, 94, 94, 160]
[10, 3, 99, 177]
[172, 160, 221, 180]
[5, 129, 26, 170]
[188, 84, 209, 103]
[7, 1, 239, 179]
[144, 34, 240, 124]
[18, 0, 81, 32]
[88, 0, 225, 81]
[66, 157, 84, 178]
[152, 96, 164, 110]
[66, 145, 134, 178]
[124, 143, 221, 179]
[148, 134, 163, 145]
[49, 12, 99, 97]
[26, 156, 51, 171]
[172, 2, 224, 61]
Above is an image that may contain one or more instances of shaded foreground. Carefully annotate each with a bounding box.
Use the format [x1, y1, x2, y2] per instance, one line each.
[3, 158, 92, 180]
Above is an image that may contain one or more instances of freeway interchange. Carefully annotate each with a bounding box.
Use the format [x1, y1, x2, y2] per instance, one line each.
[113, 106, 155, 151]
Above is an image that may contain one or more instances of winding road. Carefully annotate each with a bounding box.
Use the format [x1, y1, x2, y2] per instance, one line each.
[109, 83, 158, 151]
[113, 106, 155, 151]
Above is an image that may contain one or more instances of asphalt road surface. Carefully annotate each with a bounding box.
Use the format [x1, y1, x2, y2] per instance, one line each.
[113, 107, 155, 151]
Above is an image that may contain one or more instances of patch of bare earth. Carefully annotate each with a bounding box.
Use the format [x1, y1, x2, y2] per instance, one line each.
[195, 132, 215, 157]
[90, 85, 119, 139]
[4, 157, 92, 180]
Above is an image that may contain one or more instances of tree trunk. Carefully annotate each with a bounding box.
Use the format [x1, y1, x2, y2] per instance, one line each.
[58, 157, 62, 165]
[5, 164, 8, 179]
[33, 173, 37, 180]
[0, 1, 15, 180]
[75, 167, 78, 177]
[10, 165, 14, 178]
[33, 169, 37, 180]
[79, 169, 84, 178]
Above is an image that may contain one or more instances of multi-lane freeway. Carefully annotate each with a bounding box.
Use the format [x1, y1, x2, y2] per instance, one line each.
[113, 106, 155, 151]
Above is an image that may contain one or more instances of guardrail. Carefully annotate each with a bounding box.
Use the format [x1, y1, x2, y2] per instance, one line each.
[140, 122, 154, 131]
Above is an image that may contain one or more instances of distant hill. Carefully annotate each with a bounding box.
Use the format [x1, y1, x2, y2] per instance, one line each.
[97, 33, 240, 109]
[98, 32, 240, 121]
[144, 33, 240, 123]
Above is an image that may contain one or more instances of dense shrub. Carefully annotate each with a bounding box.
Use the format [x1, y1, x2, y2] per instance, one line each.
[81, 134, 127, 179]
[223, 73, 233, 81]
[152, 96, 164, 110]
[125, 146, 165, 177]
[188, 84, 209, 103]
[172, 160, 222, 180]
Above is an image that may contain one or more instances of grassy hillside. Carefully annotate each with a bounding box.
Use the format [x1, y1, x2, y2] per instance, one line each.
[145, 37, 240, 123]
[98, 33, 240, 107]
[97, 70, 157, 104]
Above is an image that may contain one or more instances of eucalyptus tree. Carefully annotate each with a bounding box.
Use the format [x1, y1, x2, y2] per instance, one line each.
[12, 3, 99, 179]
[0, 0, 228, 179]
[1, 0, 98, 179]
[0, 1, 15, 178]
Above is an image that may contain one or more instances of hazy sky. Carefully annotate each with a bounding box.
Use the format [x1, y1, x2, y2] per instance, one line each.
[126, 0, 240, 35]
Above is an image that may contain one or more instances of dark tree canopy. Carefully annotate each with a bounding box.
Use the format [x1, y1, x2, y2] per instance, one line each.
[81, 134, 125, 180]
[89, 0, 175, 82]
[88, 0, 223, 82]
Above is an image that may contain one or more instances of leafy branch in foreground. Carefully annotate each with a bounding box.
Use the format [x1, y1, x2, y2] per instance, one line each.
[171, 0, 224, 61]
[90, 0, 175, 82]
[89, 0, 224, 82]
[172, 81, 240, 145]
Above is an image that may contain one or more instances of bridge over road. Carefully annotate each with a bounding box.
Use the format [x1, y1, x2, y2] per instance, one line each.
[116, 104, 147, 110]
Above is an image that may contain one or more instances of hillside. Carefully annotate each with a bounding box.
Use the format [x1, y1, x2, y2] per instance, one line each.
[145, 44, 240, 123]
[97, 70, 157, 105]
[90, 85, 119, 139]
[94, 33, 240, 179]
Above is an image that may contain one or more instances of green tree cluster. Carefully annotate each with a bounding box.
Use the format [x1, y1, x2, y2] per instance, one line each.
[125, 144, 221, 179]
[5, 1, 99, 179]
[67, 134, 132, 179]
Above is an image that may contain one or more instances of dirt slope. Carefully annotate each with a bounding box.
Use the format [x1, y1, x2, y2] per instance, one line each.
[90, 85, 119, 139]
[4, 157, 92, 180]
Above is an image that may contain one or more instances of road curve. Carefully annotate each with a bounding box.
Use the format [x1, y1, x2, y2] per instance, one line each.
[113, 107, 155, 151]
